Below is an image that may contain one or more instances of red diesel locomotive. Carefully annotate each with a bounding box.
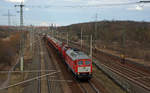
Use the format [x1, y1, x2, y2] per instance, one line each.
[45, 35, 92, 79]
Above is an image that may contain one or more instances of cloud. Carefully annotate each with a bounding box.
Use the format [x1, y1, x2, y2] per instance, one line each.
[143, 4, 150, 8]
[62, 0, 131, 5]
[39, 22, 60, 27]
[87, 0, 130, 5]
[135, 5, 143, 11]
[127, 5, 143, 11]
[5, 0, 25, 3]
[25, 8, 30, 11]
[64, 0, 81, 2]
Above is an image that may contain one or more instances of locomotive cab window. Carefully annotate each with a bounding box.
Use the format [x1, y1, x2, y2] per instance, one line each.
[64, 47, 67, 51]
[78, 61, 83, 66]
[85, 61, 91, 65]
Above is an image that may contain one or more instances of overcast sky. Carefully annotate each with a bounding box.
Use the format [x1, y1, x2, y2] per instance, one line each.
[0, 0, 150, 26]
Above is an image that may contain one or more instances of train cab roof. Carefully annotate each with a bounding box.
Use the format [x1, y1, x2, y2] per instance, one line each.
[50, 37, 62, 45]
[66, 48, 90, 61]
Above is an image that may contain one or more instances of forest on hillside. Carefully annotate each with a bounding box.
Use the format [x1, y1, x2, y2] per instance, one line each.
[58, 21, 150, 61]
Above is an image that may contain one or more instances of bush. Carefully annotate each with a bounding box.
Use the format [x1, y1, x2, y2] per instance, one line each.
[0, 33, 21, 66]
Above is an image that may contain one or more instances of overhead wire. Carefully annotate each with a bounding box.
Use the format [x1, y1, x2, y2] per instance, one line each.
[24, 1, 146, 8]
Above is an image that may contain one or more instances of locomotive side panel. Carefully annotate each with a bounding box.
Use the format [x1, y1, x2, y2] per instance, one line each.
[45, 36, 92, 80]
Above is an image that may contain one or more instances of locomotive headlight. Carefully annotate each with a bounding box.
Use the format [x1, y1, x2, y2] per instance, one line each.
[78, 72, 80, 75]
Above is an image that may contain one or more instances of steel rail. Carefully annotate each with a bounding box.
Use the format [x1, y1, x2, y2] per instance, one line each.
[38, 41, 41, 93]
[42, 39, 53, 93]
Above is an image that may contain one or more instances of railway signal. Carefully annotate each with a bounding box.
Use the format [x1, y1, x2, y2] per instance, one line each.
[14, 2, 25, 26]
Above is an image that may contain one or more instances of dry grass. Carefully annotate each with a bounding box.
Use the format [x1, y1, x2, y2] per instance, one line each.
[8, 73, 24, 93]
[0, 32, 21, 66]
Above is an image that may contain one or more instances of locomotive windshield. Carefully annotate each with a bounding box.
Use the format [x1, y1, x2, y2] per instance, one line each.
[78, 61, 83, 66]
[85, 61, 91, 65]
[78, 61, 91, 66]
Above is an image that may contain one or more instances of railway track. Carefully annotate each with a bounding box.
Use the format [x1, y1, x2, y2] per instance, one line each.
[37, 63, 41, 93]
[41, 38, 52, 93]
[78, 81, 100, 93]
[93, 49, 150, 91]
[41, 38, 62, 93]
[44, 60, 52, 93]
[37, 37, 41, 93]
[99, 57, 150, 77]
[59, 38, 150, 92]
[45, 38, 102, 93]
[43, 47, 53, 93]
[45, 35, 126, 93]
[94, 53, 150, 91]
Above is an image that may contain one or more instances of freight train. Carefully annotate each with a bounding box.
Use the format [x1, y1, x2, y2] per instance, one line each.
[44, 35, 92, 80]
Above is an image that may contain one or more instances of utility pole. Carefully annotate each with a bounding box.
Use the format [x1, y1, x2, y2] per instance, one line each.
[95, 13, 98, 33]
[51, 24, 54, 37]
[2, 9, 15, 26]
[81, 27, 83, 49]
[30, 25, 33, 52]
[90, 35, 93, 62]
[94, 13, 98, 48]
[122, 30, 126, 53]
[8, 10, 10, 25]
[95, 13, 98, 22]
[67, 32, 69, 45]
[15, 2, 25, 72]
